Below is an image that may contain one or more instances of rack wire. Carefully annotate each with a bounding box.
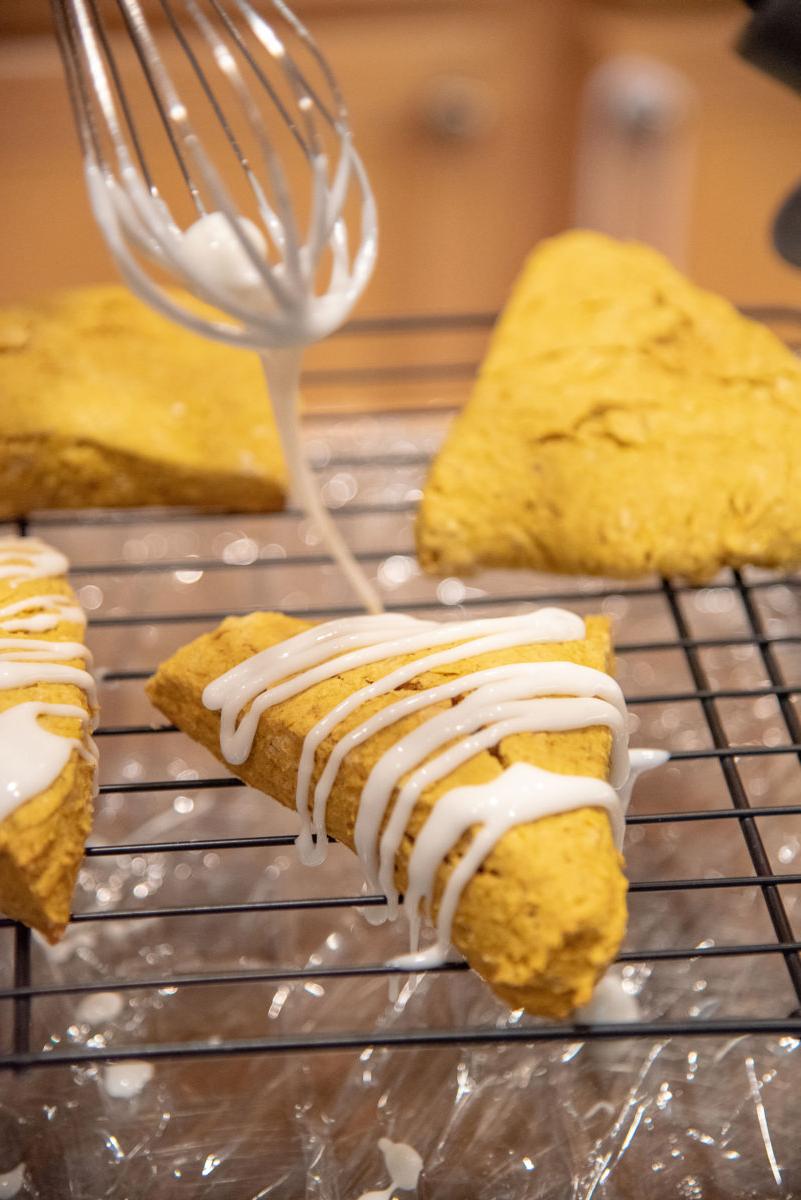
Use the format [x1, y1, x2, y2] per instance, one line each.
[3, 309, 801, 1072]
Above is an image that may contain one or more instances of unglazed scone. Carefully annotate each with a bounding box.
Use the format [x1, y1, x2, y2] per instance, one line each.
[147, 609, 629, 1017]
[0, 285, 286, 516]
[417, 230, 801, 581]
[0, 539, 96, 941]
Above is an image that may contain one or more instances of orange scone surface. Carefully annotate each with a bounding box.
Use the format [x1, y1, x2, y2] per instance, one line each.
[417, 231, 801, 581]
[0, 285, 286, 516]
[147, 609, 628, 1017]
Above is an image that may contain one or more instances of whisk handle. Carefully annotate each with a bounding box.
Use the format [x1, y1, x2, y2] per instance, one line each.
[738, 0, 801, 95]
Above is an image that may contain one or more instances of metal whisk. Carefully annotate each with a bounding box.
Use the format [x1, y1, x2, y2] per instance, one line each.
[51, 0, 382, 613]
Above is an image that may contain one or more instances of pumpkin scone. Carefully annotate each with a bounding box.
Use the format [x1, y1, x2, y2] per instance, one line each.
[417, 230, 801, 581]
[0, 285, 286, 516]
[146, 606, 653, 1017]
[0, 538, 97, 941]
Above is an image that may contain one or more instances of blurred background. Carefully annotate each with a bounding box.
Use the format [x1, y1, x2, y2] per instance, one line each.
[2, 0, 801, 316]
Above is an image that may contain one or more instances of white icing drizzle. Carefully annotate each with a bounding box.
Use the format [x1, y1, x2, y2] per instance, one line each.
[0, 538, 69, 587]
[392, 762, 622, 970]
[0, 541, 97, 822]
[619, 747, 670, 813]
[203, 608, 668, 963]
[0, 593, 86, 632]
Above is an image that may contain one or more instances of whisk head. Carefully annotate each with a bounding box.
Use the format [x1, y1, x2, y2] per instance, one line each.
[51, 0, 378, 349]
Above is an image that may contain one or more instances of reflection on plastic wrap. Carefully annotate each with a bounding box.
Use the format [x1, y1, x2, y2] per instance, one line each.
[6, 896, 801, 1198]
[2, 407, 801, 1197]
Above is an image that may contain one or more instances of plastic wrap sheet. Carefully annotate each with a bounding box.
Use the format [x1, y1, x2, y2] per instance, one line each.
[1, 407, 800, 1198]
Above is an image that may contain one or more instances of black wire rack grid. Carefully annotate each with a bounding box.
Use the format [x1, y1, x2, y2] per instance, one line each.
[4, 307, 801, 1072]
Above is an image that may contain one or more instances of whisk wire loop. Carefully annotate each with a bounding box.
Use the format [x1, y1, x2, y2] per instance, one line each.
[50, 0, 378, 350]
[51, 0, 383, 613]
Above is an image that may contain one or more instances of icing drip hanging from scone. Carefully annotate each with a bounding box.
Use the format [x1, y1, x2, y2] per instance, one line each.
[203, 608, 667, 965]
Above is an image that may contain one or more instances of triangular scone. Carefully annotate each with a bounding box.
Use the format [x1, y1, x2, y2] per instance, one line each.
[0, 286, 286, 516]
[417, 231, 801, 581]
[0, 540, 96, 941]
[147, 610, 627, 1018]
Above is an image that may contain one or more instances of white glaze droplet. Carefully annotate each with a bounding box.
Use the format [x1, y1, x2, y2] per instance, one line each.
[76, 991, 124, 1026]
[576, 969, 641, 1024]
[378, 1140, 423, 1191]
[0, 1164, 25, 1199]
[356, 1138, 423, 1200]
[102, 1060, 154, 1099]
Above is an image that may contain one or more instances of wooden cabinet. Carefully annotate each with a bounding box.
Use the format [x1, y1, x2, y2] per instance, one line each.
[0, 1, 577, 316]
[572, 1, 801, 306]
[2, 0, 801, 319]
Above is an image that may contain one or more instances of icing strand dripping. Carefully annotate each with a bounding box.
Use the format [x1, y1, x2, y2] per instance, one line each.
[0, 543, 97, 822]
[203, 609, 668, 964]
[156, 216, 383, 612]
[261, 348, 384, 614]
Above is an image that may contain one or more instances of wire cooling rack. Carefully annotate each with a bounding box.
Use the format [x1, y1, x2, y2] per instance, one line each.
[4, 308, 801, 1073]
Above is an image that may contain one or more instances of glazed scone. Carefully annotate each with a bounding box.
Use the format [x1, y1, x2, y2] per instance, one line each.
[147, 609, 628, 1017]
[0, 285, 286, 516]
[417, 230, 801, 581]
[0, 539, 96, 941]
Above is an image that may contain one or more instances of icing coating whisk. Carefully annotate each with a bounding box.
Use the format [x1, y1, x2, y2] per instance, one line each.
[51, 0, 381, 612]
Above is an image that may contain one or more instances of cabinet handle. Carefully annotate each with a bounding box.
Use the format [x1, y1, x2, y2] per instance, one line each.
[419, 75, 497, 143]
